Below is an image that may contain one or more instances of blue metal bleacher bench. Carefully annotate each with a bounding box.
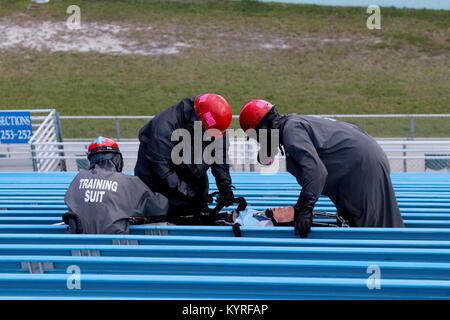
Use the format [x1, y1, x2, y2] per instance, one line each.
[0, 172, 449, 299]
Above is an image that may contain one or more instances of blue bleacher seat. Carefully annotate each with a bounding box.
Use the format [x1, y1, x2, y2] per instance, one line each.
[0, 171, 449, 299]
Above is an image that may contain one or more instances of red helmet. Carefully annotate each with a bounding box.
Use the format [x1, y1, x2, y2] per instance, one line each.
[194, 94, 232, 138]
[239, 99, 274, 131]
[87, 136, 121, 160]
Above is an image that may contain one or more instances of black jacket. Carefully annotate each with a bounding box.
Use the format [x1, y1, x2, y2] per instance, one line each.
[262, 110, 404, 227]
[64, 163, 169, 234]
[134, 97, 232, 209]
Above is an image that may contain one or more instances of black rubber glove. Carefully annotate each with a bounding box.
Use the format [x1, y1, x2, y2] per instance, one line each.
[199, 201, 213, 214]
[177, 180, 196, 199]
[294, 206, 313, 238]
[202, 193, 214, 204]
[217, 183, 235, 207]
[294, 191, 319, 238]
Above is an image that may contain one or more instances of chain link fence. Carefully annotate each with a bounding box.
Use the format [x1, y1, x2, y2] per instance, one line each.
[59, 114, 450, 139]
[55, 114, 450, 173]
[2, 112, 449, 172]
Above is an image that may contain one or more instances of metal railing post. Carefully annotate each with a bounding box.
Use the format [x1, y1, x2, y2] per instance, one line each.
[30, 143, 38, 172]
[403, 144, 407, 172]
[410, 116, 415, 140]
[54, 112, 67, 171]
[248, 138, 254, 172]
[115, 117, 121, 141]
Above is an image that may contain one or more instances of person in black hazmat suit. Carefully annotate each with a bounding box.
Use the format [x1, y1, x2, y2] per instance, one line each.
[239, 100, 405, 238]
[63, 136, 169, 234]
[134, 94, 235, 224]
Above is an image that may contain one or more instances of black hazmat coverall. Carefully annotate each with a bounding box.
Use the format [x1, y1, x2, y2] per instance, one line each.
[266, 111, 404, 227]
[64, 163, 169, 234]
[134, 97, 232, 219]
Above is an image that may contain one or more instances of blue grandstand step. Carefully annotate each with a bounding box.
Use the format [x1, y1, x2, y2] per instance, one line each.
[3, 198, 450, 208]
[0, 244, 448, 262]
[0, 205, 67, 210]
[0, 217, 448, 228]
[403, 220, 450, 228]
[3, 192, 450, 198]
[0, 225, 450, 240]
[0, 191, 67, 196]
[0, 172, 449, 300]
[4, 212, 450, 223]
[3, 212, 450, 223]
[3, 208, 450, 216]
[0, 234, 450, 249]
[0, 210, 66, 216]
[1, 256, 449, 280]
[0, 217, 62, 225]
[0, 273, 448, 299]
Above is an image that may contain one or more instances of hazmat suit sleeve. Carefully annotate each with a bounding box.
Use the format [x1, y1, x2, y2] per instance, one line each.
[141, 135, 196, 199]
[284, 124, 328, 213]
[130, 176, 169, 221]
[210, 132, 232, 191]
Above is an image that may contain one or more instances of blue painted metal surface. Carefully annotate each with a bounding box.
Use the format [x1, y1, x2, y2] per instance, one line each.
[0, 172, 449, 299]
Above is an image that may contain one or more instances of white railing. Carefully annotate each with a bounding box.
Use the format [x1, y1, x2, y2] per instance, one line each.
[29, 109, 66, 172]
[10, 109, 65, 172]
[28, 138, 450, 173]
[1, 112, 449, 172]
[59, 113, 450, 141]
[0, 109, 65, 172]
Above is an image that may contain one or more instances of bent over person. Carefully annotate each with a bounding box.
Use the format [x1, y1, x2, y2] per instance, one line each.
[63, 136, 169, 234]
[239, 100, 405, 238]
[134, 94, 235, 223]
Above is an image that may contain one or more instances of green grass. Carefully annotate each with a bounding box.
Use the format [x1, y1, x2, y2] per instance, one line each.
[0, 0, 449, 138]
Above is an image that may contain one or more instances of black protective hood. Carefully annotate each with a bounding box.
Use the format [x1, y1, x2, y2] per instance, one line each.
[254, 106, 285, 166]
[89, 152, 124, 172]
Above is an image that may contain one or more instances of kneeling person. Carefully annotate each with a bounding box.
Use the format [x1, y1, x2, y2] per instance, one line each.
[63, 136, 169, 234]
[134, 94, 235, 224]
